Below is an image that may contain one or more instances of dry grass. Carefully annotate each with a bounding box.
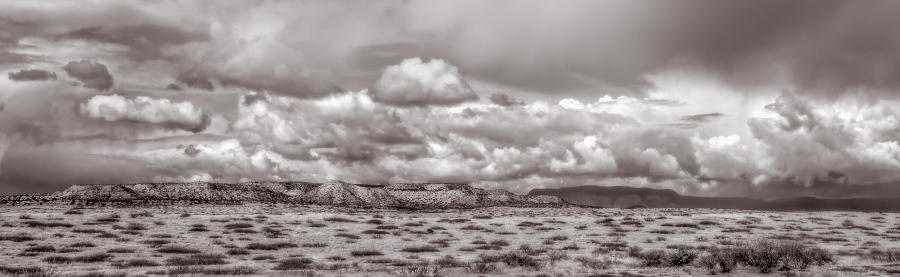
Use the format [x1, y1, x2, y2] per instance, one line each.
[0, 205, 894, 276]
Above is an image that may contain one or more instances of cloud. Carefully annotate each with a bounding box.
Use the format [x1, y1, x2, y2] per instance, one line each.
[489, 93, 523, 106]
[80, 95, 210, 133]
[372, 58, 478, 106]
[681, 112, 724, 123]
[58, 24, 208, 62]
[746, 91, 900, 188]
[62, 60, 114, 90]
[8, 69, 57, 81]
[176, 72, 214, 90]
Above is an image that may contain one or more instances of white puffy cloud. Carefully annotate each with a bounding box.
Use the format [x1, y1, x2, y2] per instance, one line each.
[80, 94, 210, 133]
[372, 58, 478, 106]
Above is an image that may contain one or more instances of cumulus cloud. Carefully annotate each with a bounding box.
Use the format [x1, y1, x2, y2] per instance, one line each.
[176, 72, 214, 90]
[372, 58, 478, 106]
[8, 69, 57, 81]
[62, 60, 114, 90]
[746, 91, 900, 187]
[80, 95, 210, 133]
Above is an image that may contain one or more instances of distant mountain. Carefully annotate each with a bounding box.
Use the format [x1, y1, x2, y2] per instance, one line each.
[0, 181, 567, 209]
[528, 185, 900, 211]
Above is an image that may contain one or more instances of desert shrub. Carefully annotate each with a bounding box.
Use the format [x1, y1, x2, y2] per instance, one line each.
[195, 266, 258, 275]
[674, 223, 700, 229]
[401, 246, 439, 253]
[227, 248, 250, 255]
[576, 256, 612, 269]
[868, 248, 900, 262]
[560, 242, 581, 251]
[336, 233, 361, 239]
[438, 218, 469, 224]
[23, 245, 56, 253]
[362, 229, 389, 235]
[736, 240, 832, 272]
[366, 219, 384, 225]
[165, 254, 227, 266]
[376, 225, 399, 230]
[274, 258, 314, 270]
[399, 263, 441, 276]
[223, 223, 254, 229]
[64, 209, 85, 215]
[547, 235, 568, 241]
[95, 214, 120, 223]
[327, 255, 346, 261]
[517, 221, 543, 227]
[548, 250, 569, 263]
[111, 258, 160, 268]
[323, 217, 357, 223]
[129, 211, 153, 218]
[69, 242, 95, 248]
[434, 255, 462, 268]
[233, 228, 257, 234]
[252, 255, 276, 260]
[695, 240, 832, 273]
[189, 224, 209, 232]
[106, 248, 136, 253]
[141, 239, 170, 247]
[0, 265, 55, 276]
[480, 252, 540, 268]
[44, 253, 113, 263]
[467, 262, 500, 273]
[156, 245, 202, 254]
[245, 242, 297, 250]
[351, 250, 383, 257]
[22, 221, 74, 228]
[630, 248, 697, 267]
[491, 239, 510, 247]
[697, 247, 739, 273]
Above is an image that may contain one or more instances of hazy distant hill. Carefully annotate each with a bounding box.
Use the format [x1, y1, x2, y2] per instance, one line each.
[0, 181, 567, 209]
[528, 185, 900, 211]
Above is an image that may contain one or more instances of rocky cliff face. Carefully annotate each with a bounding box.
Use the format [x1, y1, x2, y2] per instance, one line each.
[2, 181, 569, 209]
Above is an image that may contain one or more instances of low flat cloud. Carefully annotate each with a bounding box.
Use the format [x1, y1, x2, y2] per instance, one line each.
[80, 95, 210, 133]
[8, 69, 57, 81]
[62, 60, 114, 90]
[681, 113, 724, 123]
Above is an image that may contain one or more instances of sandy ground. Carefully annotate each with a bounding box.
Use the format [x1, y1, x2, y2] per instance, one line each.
[1, 204, 898, 276]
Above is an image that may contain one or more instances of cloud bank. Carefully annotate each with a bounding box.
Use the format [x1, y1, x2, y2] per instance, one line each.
[80, 95, 210, 133]
[1, 0, 898, 198]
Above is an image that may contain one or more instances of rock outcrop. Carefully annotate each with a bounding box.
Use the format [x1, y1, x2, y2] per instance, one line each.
[1, 181, 569, 209]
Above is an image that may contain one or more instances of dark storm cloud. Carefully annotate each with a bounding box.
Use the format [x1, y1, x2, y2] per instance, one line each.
[176, 72, 214, 91]
[681, 113, 724, 123]
[59, 24, 208, 62]
[8, 69, 56, 81]
[489, 93, 523, 107]
[405, 0, 900, 97]
[62, 60, 113, 90]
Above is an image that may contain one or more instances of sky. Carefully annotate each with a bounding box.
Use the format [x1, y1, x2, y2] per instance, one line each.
[1, 0, 899, 198]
